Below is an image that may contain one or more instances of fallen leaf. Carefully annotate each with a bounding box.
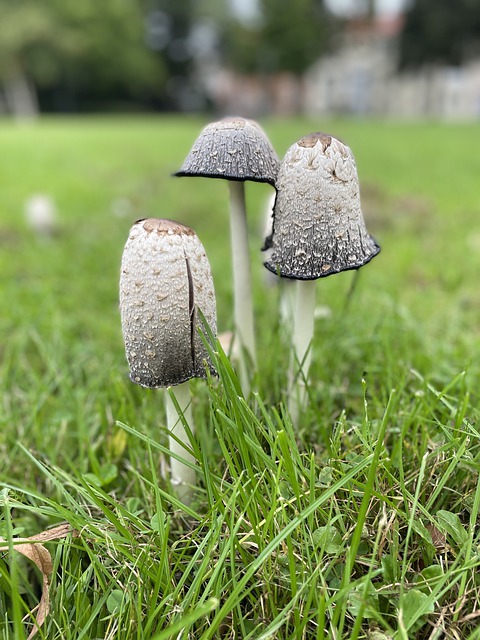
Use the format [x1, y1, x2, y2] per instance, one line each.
[0, 524, 78, 639]
[426, 523, 446, 551]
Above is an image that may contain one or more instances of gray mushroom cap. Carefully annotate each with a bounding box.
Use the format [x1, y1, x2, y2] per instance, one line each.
[119, 218, 217, 388]
[175, 117, 280, 185]
[264, 132, 380, 280]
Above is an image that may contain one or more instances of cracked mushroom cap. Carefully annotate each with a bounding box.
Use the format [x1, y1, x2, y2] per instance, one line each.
[175, 117, 280, 185]
[119, 218, 217, 388]
[264, 132, 380, 280]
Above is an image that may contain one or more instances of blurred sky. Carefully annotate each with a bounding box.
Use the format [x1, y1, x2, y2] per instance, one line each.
[230, 0, 409, 22]
[325, 0, 409, 16]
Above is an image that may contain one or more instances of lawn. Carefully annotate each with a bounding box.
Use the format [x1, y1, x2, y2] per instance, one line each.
[1, 115, 480, 639]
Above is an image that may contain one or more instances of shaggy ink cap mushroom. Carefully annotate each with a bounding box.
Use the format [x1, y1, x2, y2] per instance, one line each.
[263, 132, 381, 424]
[264, 132, 380, 280]
[175, 117, 279, 393]
[175, 117, 280, 184]
[119, 218, 217, 388]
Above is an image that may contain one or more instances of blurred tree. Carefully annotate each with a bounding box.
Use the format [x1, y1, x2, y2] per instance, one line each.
[0, 0, 199, 114]
[398, 0, 480, 68]
[224, 0, 337, 75]
[144, 0, 198, 109]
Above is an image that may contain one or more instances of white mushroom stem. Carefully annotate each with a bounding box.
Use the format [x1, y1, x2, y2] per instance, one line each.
[228, 180, 256, 392]
[279, 278, 296, 334]
[288, 279, 317, 423]
[165, 382, 196, 504]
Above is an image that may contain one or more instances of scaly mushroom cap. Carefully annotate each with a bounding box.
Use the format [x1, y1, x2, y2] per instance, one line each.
[264, 132, 380, 280]
[120, 218, 217, 388]
[175, 117, 280, 185]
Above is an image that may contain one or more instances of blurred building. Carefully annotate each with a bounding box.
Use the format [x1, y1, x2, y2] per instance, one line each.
[304, 14, 480, 119]
[204, 12, 480, 120]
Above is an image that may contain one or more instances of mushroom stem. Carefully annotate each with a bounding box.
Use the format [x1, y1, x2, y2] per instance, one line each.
[288, 279, 317, 422]
[279, 279, 296, 334]
[165, 382, 196, 503]
[228, 180, 256, 392]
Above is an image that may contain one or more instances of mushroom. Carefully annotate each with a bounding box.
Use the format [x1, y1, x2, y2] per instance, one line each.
[25, 193, 58, 238]
[263, 132, 380, 420]
[175, 117, 279, 392]
[119, 218, 217, 502]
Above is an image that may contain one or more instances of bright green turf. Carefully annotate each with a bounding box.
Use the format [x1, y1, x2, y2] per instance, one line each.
[1, 116, 480, 639]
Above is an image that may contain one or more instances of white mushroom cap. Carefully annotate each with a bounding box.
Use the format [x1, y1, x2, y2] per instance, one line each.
[175, 117, 280, 185]
[119, 218, 217, 388]
[264, 132, 380, 280]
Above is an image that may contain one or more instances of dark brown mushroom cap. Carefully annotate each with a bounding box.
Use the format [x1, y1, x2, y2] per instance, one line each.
[264, 132, 380, 280]
[175, 117, 280, 185]
[119, 218, 217, 388]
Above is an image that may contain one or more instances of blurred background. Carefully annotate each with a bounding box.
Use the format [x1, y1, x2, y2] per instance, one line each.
[2, 0, 480, 120]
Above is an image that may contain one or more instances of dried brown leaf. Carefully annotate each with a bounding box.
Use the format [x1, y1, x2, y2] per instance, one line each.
[426, 523, 447, 551]
[0, 524, 78, 639]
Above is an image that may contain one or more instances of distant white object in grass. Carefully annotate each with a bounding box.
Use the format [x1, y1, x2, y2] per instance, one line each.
[119, 218, 217, 504]
[25, 194, 57, 238]
[175, 117, 279, 394]
[263, 132, 380, 421]
[111, 197, 133, 219]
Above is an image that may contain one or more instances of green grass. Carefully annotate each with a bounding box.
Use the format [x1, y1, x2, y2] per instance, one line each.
[1, 115, 480, 639]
